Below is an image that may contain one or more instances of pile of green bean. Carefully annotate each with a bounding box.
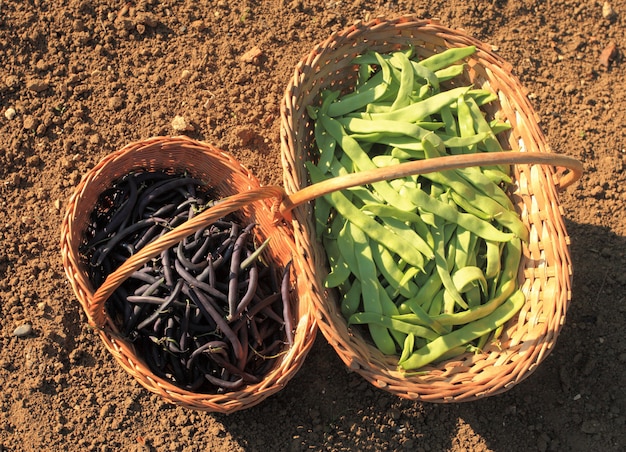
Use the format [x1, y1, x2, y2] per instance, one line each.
[307, 46, 527, 371]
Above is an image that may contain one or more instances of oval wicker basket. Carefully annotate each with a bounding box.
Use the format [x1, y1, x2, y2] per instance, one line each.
[60, 136, 317, 413]
[280, 16, 582, 402]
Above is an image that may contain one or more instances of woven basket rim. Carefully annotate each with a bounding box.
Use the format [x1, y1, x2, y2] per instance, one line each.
[60, 135, 317, 413]
[279, 16, 578, 402]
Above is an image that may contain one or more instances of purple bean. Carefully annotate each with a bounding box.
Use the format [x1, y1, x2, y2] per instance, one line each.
[85, 171, 298, 393]
[234, 259, 258, 318]
[176, 241, 207, 271]
[166, 351, 187, 384]
[191, 233, 217, 264]
[135, 177, 204, 218]
[89, 174, 138, 245]
[281, 260, 294, 346]
[208, 353, 260, 384]
[211, 240, 234, 270]
[134, 222, 166, 250]
[126, 295, 187, 307]
[204, 374, 245, 391]
[174, 258, 228, 302]
[255, 339, 284, 358]
[249, 316, 263, 347]
[179, 301, 191, 353]
[242, 293, 281, 323]
[129, 269, 160, 283]
[262, 305, 285, 325]
[135, 280, 183, 330]
[165, 317, 183, 353]
[144, 202, 177, 219]
[91, 217, 165, 266]
[125, 303, 148, 336]
[237, 323, 249, 371]
[186, 340, 228, 370]
[139, 277, 165, 296]
[185, 286, 243, 362]
[227, 227, 252, 320]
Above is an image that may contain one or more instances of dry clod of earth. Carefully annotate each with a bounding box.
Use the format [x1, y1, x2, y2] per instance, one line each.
[0, 1, 625, 451]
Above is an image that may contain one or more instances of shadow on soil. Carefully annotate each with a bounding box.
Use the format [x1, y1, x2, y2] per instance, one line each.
[218, 219, 625, 452]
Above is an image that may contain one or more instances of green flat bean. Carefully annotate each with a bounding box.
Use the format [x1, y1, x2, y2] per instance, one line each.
[418, 46, 476, 72]
[308, 45, 527, 366]
[314, 196, 332, 238]
[313, 90, 341, 171]
[399, 333, 415, 364]
[431, 214, 468, 310]
[399, 289, 525, 370]
[433, 64, 465, 82]
[352, 224, 397, 354]
[320, 114, 417, 211]
[341, 278, 362, 318]
[375, 277, 407, 347]
[351, 86, 470, 123]
[428, 288, 445, 316]
[348, 311, 440, 342]
[484, 239, 502, 280]
[396, 291, 449, 336]
[326, 59, 393, 117]
[370, 241, 418, 299]
[453, 226, 474, 270]
[337, 219, 360, 277]
[361, 203, 434, 250]
[324, 245, 351, 289]
[338, 116, 431, 139]
[451, 266, 488, 294]
[431, 237, 522, 325]
[407, 60, 439, 91]
[421, 132, 528, 239]
[402, 184, 515, 243]
[380, 215, 435, 264]
[389, 51, 415, 111]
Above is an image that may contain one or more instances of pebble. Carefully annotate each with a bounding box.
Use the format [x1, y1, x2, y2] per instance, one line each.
[602, 2, 617, 20]
[240, 46, 263, 65]
[13, 323, 33, 337]
[580, 419, 602, 434]
[23, 115, 38, 130]
[109, 96, 124, 110]
[26, 79, 49, 92]
[171, 115, 194, 132]
[179, 69, 192, 82]
[4, 107, 16, 120]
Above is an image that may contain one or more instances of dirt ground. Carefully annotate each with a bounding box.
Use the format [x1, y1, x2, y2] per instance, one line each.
[1, 0, 625, 451]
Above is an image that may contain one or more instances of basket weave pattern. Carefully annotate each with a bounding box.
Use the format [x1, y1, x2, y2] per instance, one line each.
[61, 136, 317, 413]
[280, 16, 574, 401]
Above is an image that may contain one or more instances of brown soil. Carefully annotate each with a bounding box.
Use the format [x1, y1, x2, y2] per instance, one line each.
[1, 1, 625, 451]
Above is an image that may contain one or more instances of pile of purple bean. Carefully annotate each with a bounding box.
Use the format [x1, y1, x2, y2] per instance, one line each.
[80, 170, 294, 393]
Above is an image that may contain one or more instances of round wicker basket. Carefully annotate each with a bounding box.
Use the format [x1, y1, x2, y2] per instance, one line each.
[280, 16, 582, 402]
[61, 136, 317, 413]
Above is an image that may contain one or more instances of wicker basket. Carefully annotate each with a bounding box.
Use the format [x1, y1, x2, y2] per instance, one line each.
[279, 16, 582, 402]
[60, 136, 317, 413]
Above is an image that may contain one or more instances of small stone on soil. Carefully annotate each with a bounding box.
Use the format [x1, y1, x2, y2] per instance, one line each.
[580, 419, 602, 434]
[13, 323, 33, 337]
[602, 2, 617, 19]
[171, 115, 194, 132]
[26, 79, 49, 92]
[4, 107, 16, 120]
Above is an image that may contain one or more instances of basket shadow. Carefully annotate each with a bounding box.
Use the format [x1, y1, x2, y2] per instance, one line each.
[215, 219, 626, 452]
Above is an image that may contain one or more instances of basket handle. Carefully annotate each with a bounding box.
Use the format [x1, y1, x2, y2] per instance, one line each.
[88, 185, 285, 329]
[278, 151, 582, 220]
